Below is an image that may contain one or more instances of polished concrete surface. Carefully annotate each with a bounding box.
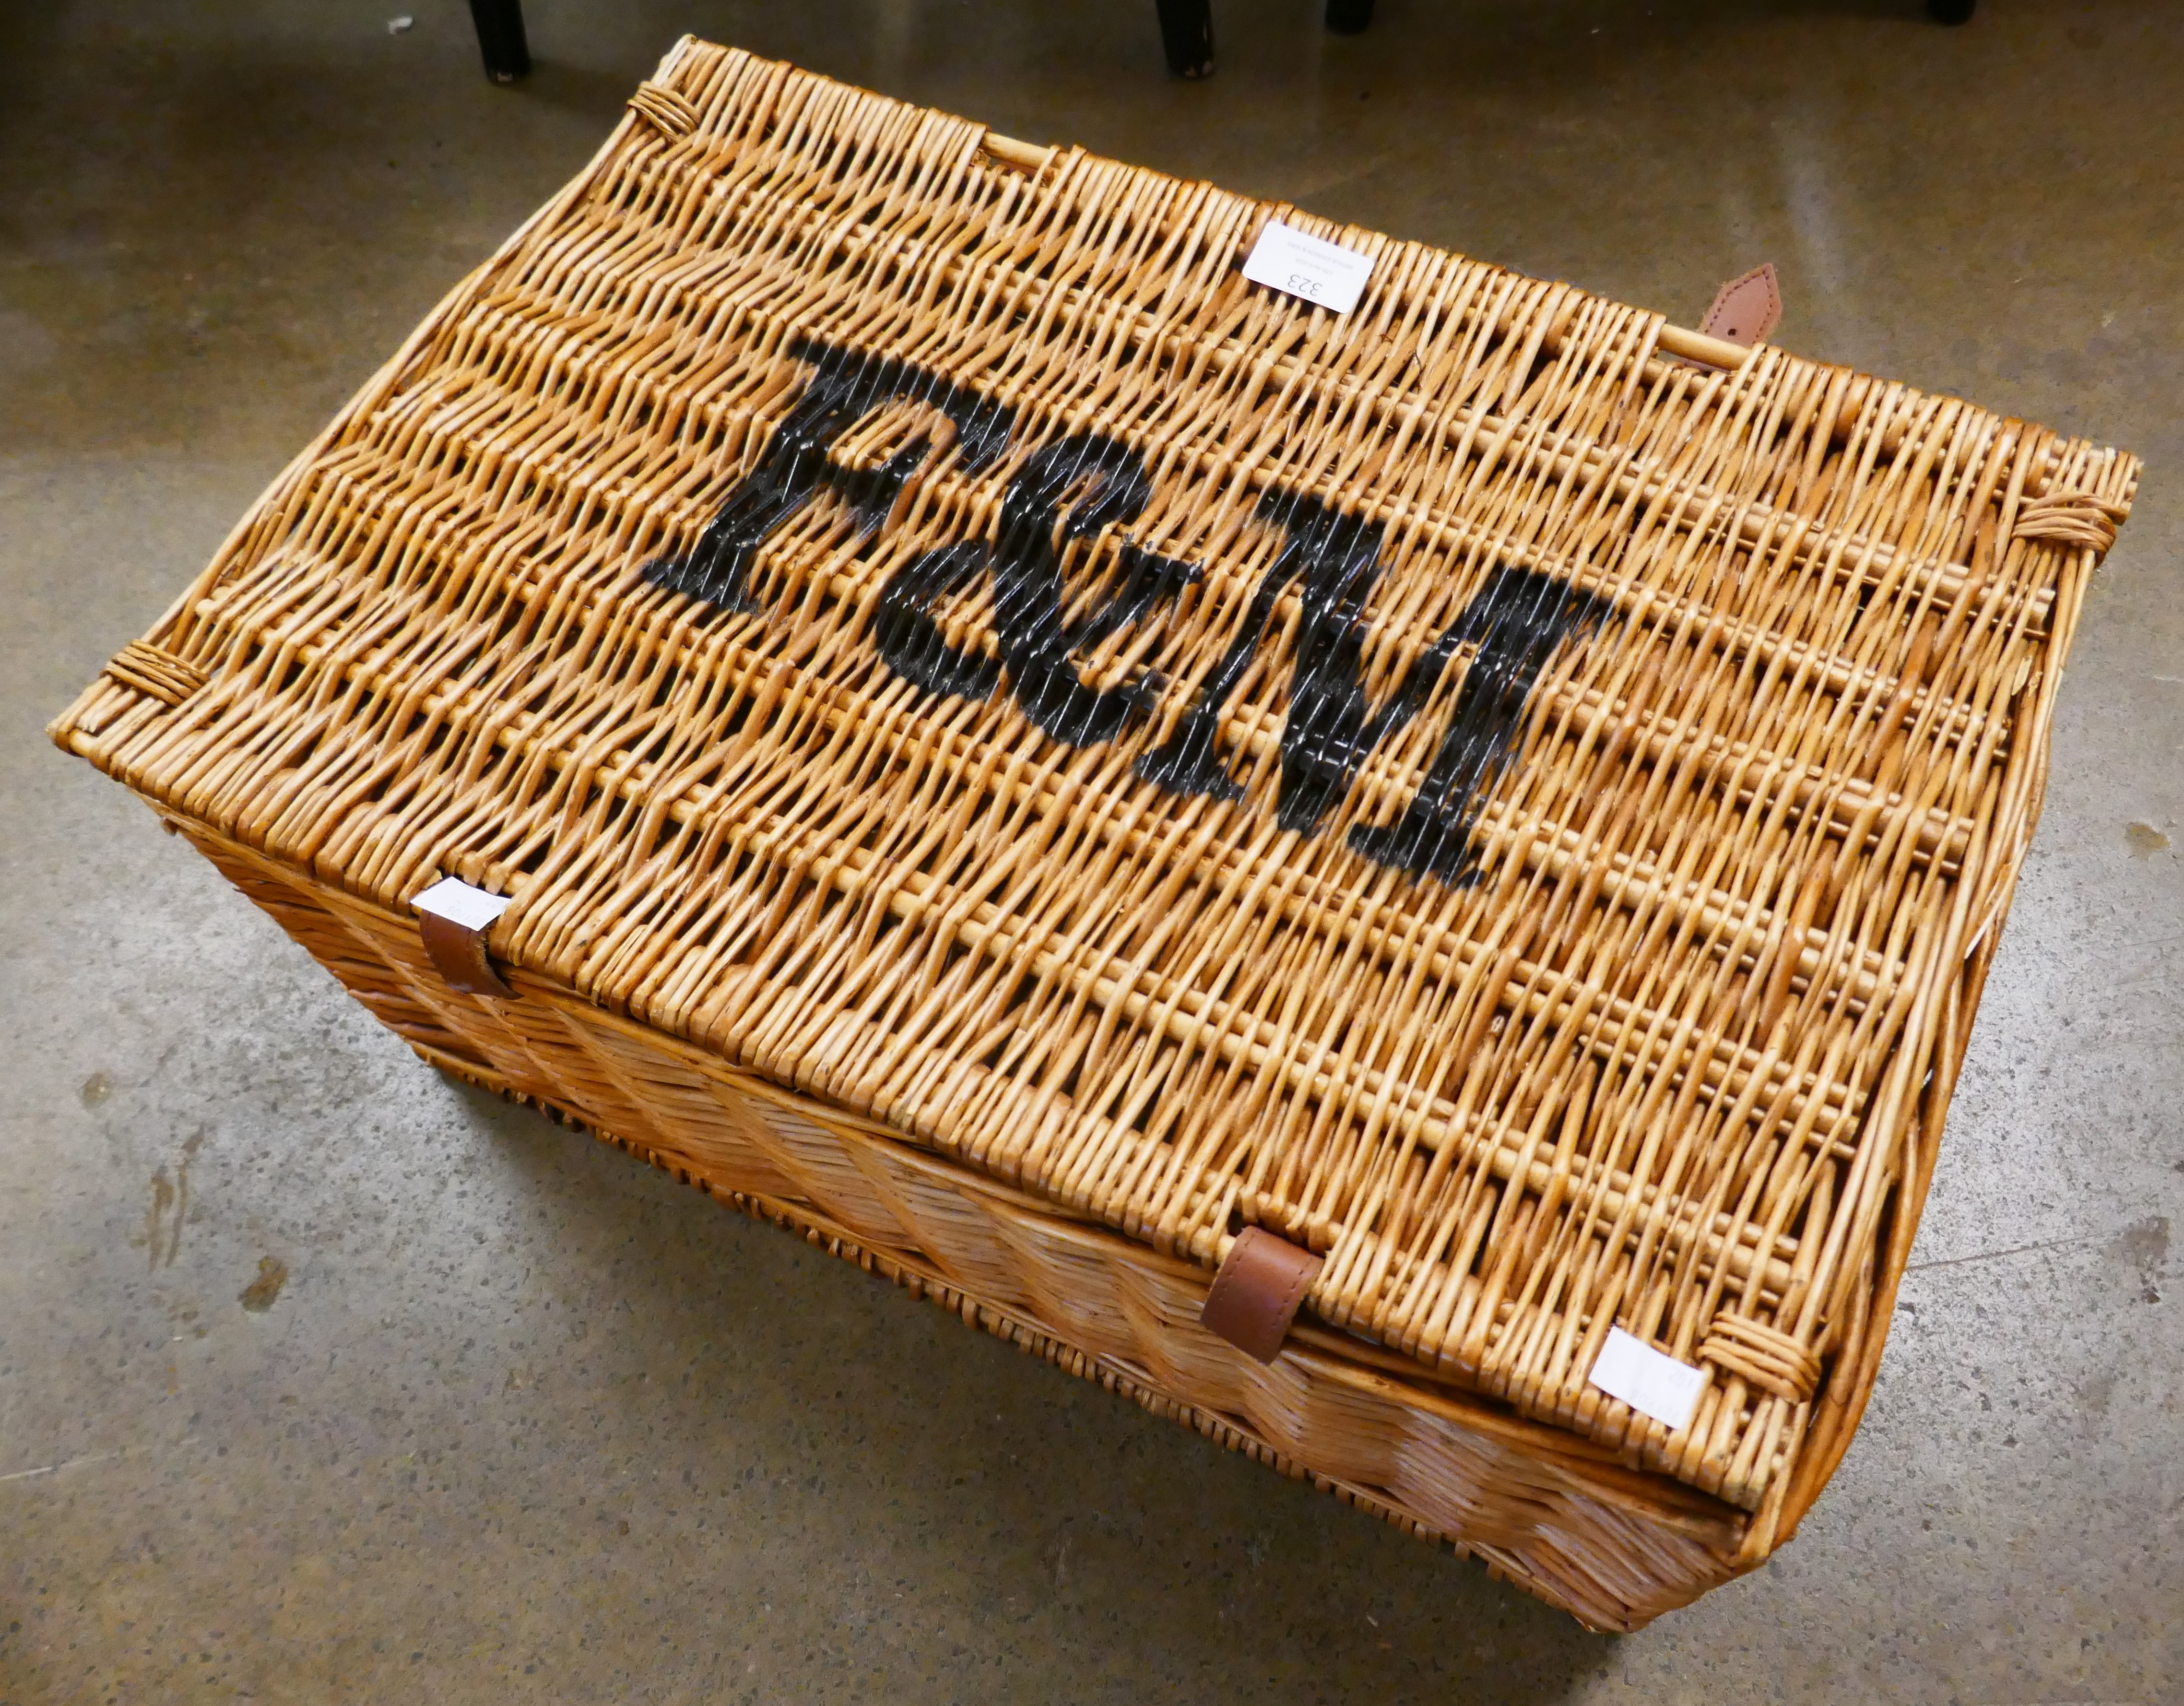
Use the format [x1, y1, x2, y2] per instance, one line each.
[3, 1, 2179, 1700]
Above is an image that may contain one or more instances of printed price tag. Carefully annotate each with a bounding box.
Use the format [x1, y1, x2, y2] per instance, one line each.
[412, 876, 515, 933]
[1241, 221, 1376, 315]
[1587, 1326, 1708, 1432]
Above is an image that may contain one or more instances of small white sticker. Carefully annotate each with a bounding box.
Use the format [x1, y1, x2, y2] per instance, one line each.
[412, 876, 514, 934]
[1241, 221, 1376, 316]
[1588, 1326, 1708, 1432]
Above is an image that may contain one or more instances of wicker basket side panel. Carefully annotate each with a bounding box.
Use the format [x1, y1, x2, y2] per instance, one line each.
[715, 1147, 1743, 1632]
[181, 824, 799, 1197]
[705, 1101, 1397, 1489]
[551, 1005, 1749, 1580]
[518, 1004, 805, 1203]
[172, 819, 1744, 1627]
[985, 1205, 1186, 1370]
[182, 828, 514, 1079]
[1523, 1495, 1735, 1628]
[692, 1089, 930, 1253]
[601, 1115, 1740, 1634]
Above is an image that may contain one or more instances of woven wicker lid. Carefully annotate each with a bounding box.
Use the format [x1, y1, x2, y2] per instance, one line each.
[51, 39, 2137, 1524]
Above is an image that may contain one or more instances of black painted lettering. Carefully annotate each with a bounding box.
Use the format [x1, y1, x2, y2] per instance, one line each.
[1134, 493, 1611, 884]
[873, 432, 1195, 737]
[1348, 565, 1614, 883]
[991, 434, 1196, 745]
[644, 334, 1611, 890]
[647, 337, 1013, 612]
[868, 541, 1003, 701]
[1134, 488, 1386, 822]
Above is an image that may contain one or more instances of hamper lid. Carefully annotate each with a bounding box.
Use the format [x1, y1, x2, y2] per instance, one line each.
[53, 39, 2137, 1520]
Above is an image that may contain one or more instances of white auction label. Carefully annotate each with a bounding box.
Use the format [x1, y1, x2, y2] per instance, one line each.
[1241, 220, 1376, 315]
[412, 876, 515, 933]
[1587, 1326, 1708, 1432]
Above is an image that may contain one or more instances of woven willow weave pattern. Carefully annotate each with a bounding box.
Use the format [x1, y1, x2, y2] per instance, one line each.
[152, 821, 1754, 1631]
[54, 38, 2136, 1619]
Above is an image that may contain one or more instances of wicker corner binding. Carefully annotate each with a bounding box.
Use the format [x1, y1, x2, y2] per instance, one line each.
[49, 39, 2137, 1630]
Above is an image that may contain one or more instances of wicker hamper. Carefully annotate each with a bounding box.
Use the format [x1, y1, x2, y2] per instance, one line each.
[52, 40, 2139, 1630]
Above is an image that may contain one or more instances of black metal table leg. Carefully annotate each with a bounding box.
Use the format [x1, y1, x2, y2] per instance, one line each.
[1155, 0, 1214, 78]
[468, 0, 531, 83]
[1325, 0, 1374, 34]
[1927, 0, 1975, 19]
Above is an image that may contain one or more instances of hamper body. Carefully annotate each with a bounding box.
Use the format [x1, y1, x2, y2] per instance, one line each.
[170, 813, 1752, 1630]
[52, 38, 2138, 1630]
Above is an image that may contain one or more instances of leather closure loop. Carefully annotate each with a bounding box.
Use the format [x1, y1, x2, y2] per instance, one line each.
[419, 909, 512, 997]
[1200, 1227, 1323, 1363]
[413, 877, 516, 998]
[1700, 263, 1782, 348]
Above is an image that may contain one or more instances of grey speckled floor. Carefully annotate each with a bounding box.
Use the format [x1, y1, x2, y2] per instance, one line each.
[2, 2, 2179, 1701]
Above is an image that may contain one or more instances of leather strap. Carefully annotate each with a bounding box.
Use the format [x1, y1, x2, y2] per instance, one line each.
[1200, 1227, 1323, 1363]
[419, 910, 513, 998]
[1700, 263, 1782, 348]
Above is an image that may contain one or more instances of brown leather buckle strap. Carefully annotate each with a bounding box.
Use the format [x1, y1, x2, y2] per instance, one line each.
[418, 910, 512, 997]
[1700, 263, 1782, 349]
[412, 877, 516, 998]
[1199, 1227, 1323, 1363]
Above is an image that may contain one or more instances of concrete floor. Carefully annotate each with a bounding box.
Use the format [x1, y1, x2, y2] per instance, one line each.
[2, 0, 2179, 1699]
